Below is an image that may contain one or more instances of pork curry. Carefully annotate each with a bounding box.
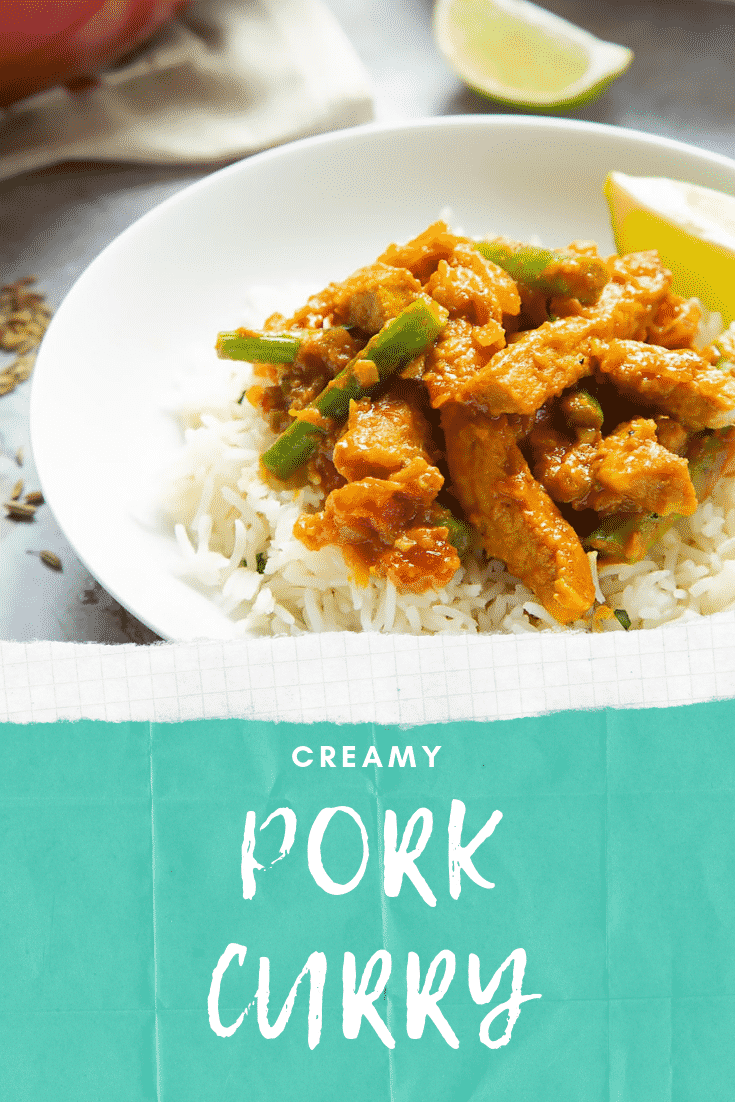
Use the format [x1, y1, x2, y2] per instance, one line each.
[217, 222, 735, 625]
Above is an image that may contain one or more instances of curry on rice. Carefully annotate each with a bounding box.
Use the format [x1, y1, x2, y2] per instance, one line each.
[215, 221, 735, 627]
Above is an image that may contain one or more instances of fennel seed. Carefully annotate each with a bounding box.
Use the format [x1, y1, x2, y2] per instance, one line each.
[4, 500, 36, 519]
[0, 278, 53, 397]
[40, 550, 62, 571]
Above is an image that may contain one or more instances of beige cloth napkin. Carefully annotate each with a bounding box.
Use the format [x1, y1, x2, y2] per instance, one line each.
[0, 0, 374, 181]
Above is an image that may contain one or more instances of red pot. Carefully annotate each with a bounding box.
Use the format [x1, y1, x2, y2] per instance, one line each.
[0, 0, 187, 108]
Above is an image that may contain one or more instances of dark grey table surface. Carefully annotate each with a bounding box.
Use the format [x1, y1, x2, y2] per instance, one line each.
[1, 0, 734, 642]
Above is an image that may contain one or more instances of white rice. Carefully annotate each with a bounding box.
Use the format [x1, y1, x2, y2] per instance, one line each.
[163, 286, 735, 636]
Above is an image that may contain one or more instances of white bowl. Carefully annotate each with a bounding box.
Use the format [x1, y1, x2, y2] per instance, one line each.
[30, 115, 735, 641]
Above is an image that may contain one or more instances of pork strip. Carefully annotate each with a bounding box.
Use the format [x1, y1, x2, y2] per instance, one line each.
[333, 388, 437, 482]
[283, 262, 421, 330]
[451, 316, 595, 415]
[425, 242, 521, 325]
[377, 221, 466, 282]
[531, 418, 697, 516]
[453, 250, 675, 416]
[441, 403, 595, 623]
[294, 457, 460, 593]
[422, 318, 504, 408]
[595, 340, 735, 431]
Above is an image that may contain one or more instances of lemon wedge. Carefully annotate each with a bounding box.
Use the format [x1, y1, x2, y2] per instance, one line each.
[433, 0, 633, 110]
[605, 171, 735, 325]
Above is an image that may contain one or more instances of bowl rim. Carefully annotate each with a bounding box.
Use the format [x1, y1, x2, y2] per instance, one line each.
[30, 113, 735, 642]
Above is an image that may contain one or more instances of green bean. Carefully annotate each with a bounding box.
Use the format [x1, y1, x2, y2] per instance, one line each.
[475, 240, 609, 304]
[435, 509, 473, 558]
[688, 427, 735, 499]
[261, 297, 447, 480]
[585, 510, 675, 563]
[585, 427, 735, 562]
[561, 389, 604, 432]
[216, 329, 301, 363]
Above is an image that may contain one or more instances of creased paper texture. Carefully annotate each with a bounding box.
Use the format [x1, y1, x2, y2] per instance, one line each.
[2, 707, 735, 1100]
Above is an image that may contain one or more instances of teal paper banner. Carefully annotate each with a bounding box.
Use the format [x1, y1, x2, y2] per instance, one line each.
[1, 703, 734, 1100]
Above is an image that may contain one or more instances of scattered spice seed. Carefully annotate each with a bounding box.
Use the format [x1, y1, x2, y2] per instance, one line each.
[24, 490, 44, 505]
[10, 479, 23, 500]
[15, 446, 23, 466]
[4, 500, 36, 519]
[0, 278, 53, 398]
[40, 550, 62, 571]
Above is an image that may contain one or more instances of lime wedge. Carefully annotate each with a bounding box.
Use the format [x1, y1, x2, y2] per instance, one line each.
[433, 0, 633, 110]
[605, 171, 735, 325]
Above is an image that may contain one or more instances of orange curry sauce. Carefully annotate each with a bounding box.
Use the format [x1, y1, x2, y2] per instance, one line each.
[247, 223, 735, 624]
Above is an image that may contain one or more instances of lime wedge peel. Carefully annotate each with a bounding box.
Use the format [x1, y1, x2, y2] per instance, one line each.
[605, 171, 735, 326]
[433, 0, 633, 111]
